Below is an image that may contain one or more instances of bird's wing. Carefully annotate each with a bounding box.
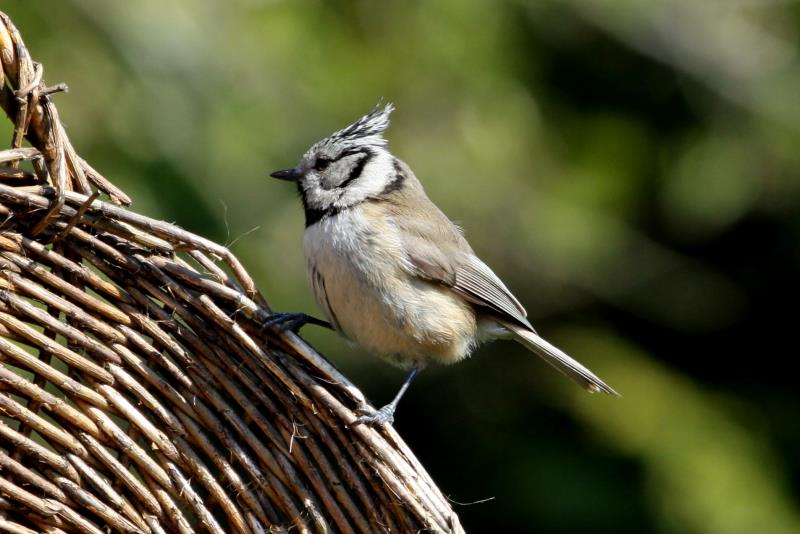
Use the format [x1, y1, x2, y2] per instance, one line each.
[373, 159, 533, 330]
[390, 205, 533, 330]
[406, 246, 533, 330]
[451, 254, 533, 331]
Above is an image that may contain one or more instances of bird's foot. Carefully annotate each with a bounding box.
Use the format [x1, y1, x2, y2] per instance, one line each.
[352, 404, 396, 426]
[262, 312, 332, 333]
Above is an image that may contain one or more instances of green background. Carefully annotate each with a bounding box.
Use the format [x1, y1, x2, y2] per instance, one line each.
[3, 1, 799, 532]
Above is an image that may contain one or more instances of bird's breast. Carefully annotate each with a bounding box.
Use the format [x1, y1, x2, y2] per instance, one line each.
[303, 209, 478, 367]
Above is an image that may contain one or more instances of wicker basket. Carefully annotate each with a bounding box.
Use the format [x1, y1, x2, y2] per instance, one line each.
[0, 12, 462, 534]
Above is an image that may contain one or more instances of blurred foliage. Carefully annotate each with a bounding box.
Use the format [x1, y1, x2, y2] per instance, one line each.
[2, 0, 799, 532]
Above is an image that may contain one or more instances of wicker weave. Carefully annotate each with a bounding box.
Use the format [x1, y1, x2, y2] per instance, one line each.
[0, 12, 463, 534]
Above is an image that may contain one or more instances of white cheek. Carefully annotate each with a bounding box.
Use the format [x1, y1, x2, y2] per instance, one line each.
[337, 154, 394, 205]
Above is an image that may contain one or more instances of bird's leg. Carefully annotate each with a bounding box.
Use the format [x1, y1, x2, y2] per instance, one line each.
[262, 312, 332, 333]
[353, 367, 419, 426]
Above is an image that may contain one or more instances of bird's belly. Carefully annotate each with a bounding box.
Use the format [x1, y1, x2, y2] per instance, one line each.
[305, 224, 477, 368]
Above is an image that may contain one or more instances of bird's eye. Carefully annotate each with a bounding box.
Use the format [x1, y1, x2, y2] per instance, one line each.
[314, 158, 331, 172]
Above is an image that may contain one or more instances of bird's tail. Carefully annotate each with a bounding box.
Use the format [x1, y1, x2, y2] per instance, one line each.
[503, 322, 620, 396]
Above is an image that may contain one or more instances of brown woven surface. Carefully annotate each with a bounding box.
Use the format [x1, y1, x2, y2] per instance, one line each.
[0, 12, 463, 534]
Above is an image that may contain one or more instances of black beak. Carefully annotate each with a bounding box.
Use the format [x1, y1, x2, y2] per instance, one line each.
[269, 167, 303, 181]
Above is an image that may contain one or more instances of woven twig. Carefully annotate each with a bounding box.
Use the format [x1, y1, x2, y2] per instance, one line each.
[0, 11, 463, 534]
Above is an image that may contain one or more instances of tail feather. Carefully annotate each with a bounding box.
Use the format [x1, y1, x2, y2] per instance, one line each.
[504, 323, 620, 396]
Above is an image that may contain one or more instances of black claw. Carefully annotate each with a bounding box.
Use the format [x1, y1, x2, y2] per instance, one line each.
[262, 312, 332, 333]
[352, 404, 396, 426]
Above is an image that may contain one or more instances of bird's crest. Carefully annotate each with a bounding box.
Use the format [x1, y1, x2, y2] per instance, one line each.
[328, 101, 394, 148]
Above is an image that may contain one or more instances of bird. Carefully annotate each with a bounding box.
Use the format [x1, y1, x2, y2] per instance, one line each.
[268, 103, 618, 426]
